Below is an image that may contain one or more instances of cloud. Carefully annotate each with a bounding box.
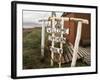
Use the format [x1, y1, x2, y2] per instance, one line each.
[23, 10, 63, 28]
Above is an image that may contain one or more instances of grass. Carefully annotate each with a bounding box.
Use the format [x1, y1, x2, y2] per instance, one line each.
[23, 27, 88, 69]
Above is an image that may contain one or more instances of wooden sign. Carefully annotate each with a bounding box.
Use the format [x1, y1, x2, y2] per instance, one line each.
[50, 47, 63, 54]
[46, 27, 69, 34]
[48, 35, 66, 43]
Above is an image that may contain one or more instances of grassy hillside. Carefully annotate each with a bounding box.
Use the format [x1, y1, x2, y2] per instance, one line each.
[23, 27, 50, 69]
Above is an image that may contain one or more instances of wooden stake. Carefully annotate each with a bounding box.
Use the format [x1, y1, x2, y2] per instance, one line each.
[58, 18, 64, 68]
[71, 21, 82, 67]
[41, 21, 45, 57]
[51, 18, 55, 66]
[59, 53, 62, 68]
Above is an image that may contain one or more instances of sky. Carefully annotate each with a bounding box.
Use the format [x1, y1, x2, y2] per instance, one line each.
[23, 10, 63, 28]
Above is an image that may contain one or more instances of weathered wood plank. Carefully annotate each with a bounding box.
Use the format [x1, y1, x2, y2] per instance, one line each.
[79, 47, 91, 65]
[78, 48, 86, 57]
[68, 46, 80, 59]
[78, 49, 84, 58]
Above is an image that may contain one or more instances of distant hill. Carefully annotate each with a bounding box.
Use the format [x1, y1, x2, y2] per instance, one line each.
[23, 22, 42, 28]
[23, 27, 42, 32]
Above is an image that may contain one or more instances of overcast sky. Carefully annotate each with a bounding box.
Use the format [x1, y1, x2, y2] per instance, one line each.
[23, 10, 63, 28]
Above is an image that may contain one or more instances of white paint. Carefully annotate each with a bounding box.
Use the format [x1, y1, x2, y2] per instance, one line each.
[41, 21, 45, 57]
[50, 17, 88, 24]
[58, 18, 64, 67]
[71, 21, 83, 67]
[70, 18, 89, 24]
[51, 18, 55, 66]
[47, 27, 69, 34]
[48, 35, 66, 43]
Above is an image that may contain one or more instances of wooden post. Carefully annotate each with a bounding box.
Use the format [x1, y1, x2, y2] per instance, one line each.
[51, 18, 55, 66]
[59, 18, 64, 68]
[39, 19, 50, 57]
[50, 12, 56, 66]
[71, 21, 82, 67]
[41, 21, 45, 57]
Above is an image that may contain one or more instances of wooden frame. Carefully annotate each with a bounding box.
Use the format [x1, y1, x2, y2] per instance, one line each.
[11, 1, 98, 79]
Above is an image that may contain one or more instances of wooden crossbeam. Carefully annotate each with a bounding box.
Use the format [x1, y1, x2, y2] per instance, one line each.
[49, 17, 89, 24]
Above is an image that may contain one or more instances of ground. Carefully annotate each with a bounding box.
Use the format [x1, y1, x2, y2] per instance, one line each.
[23, 27, 88, 69]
